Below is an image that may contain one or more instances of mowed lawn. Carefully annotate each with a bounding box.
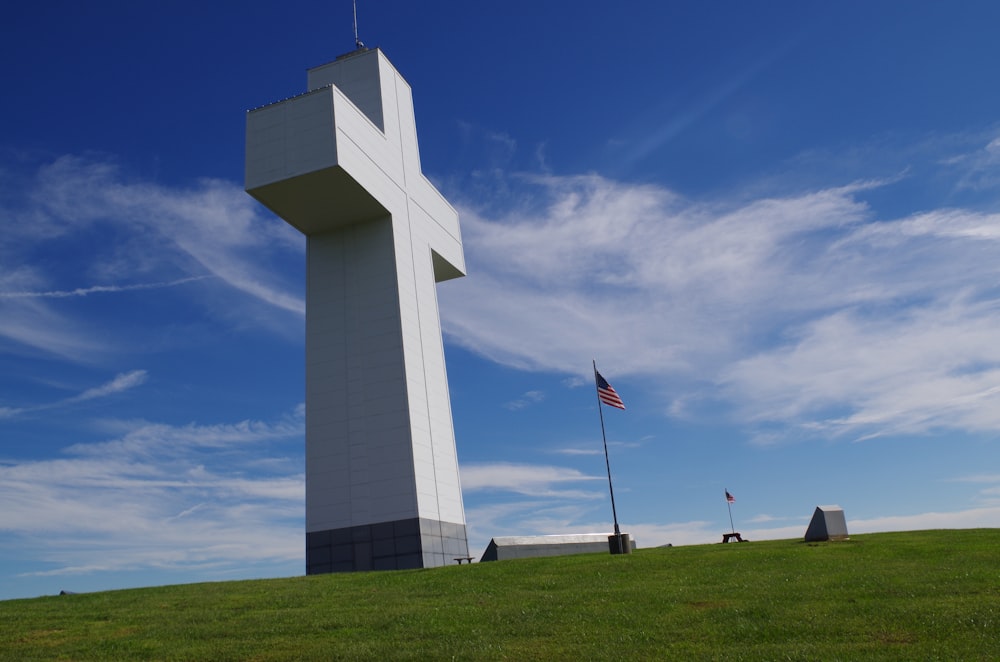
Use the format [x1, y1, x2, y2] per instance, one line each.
[2, 529, 998, 660]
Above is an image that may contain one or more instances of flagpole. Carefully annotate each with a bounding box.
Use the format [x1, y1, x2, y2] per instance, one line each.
[726, 489, 735, 535]
[594, 360, 623, 554]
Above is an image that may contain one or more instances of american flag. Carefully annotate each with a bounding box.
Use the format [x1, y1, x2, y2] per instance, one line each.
[726, 490, 736, 504]
[595, 371, 626, 410]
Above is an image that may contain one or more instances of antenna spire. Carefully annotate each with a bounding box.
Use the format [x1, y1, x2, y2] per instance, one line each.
[353, 0, 365, 50]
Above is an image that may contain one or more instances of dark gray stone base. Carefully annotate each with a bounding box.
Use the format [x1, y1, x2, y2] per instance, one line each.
[306, 517, 469, 574]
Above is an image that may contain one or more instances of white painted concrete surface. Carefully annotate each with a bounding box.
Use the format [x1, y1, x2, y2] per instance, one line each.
[245, 49, 466, 550]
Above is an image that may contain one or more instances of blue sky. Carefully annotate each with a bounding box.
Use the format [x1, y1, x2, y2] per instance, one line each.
[2, 1, 1000, 600]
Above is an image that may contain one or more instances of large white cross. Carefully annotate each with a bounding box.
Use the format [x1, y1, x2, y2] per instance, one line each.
[245, 48, 468, 572]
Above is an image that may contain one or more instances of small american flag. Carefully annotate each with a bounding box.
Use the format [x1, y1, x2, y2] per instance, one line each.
[596, 371, 626, 410]
[726, 490, 736, 504]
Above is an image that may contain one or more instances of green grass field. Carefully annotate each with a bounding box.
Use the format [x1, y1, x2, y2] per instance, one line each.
[2, 529, 998, 660]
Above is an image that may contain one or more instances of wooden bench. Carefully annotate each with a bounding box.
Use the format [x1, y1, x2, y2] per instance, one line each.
[721, 532, 746, 543]
[453, 556, 475, 564]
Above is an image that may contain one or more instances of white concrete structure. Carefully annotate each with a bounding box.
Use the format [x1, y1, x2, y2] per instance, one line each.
[804, 505, 849, 542]
[245, 48, 468, 572]
[480, 534, 638, 562]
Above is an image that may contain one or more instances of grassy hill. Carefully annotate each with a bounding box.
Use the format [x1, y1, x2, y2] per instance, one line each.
[2, 529, 998, 660]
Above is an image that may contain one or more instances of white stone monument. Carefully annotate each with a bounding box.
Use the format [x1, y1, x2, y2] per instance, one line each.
[804, 505, 849, 542]
[245, 48, 468, 572]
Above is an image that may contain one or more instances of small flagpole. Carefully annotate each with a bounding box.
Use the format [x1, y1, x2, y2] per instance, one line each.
[726, 490, 736, 535]
[353, 0, 364, 49]
[594, 360, 623, 554]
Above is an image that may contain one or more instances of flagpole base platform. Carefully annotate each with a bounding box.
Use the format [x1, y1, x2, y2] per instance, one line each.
[608, 533, 632, 555]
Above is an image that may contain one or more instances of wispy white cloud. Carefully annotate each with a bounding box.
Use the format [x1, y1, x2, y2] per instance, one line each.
[443, 145, 1000, 442]
[0, 370, 148, 419]
[445, 174, 871, 378]
[0, 276, 210, 299]
[724, 295, 1000, 442]
[461, 461, 604, 498]
[550, 447, 603, 456]
[0, 155, 304, 362]
[0, 294, 110, 363]
[944, 133, 1000, 192]
[504, 390, 545, 410]
[65, 411, 305, 458]
[70, 370, 147, 403]
[0, 408, 304, 580]
[953, 474, 1000, 484]
[612, 38, 801, 170]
